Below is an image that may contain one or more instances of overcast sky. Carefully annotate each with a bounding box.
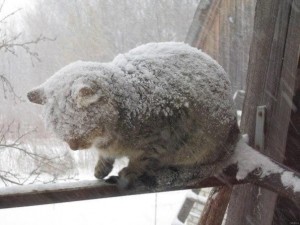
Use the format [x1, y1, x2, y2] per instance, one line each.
[1, 0, 34, 15]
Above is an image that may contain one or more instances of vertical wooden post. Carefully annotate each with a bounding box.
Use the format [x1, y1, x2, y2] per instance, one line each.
[198, 186, 232, 225]
[225, 0, 300, 224]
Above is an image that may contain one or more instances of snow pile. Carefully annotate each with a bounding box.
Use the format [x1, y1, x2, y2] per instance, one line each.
[230, 139, 284, 180]
[229, 138, 300, 193]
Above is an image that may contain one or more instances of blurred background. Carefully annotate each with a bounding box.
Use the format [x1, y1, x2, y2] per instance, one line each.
[0, 0, 201, 186]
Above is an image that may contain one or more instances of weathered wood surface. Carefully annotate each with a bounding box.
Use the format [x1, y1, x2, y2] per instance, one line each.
[198, 186, 232, 225]
[225, 0, 300, 225]
[185, 0, 222, 48]
[274, 45, 300, 225]
[1, 157, 300, 209]
[186, 0, 256, 92]
[0, 177, 228, 209]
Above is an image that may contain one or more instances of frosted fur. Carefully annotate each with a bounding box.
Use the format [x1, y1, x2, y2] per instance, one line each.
[28, 42, 239, 185]
[112, 42, 234, 121]
[40, 42, 235, 141]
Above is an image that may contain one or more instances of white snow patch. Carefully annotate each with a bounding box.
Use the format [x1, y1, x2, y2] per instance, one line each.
[228, 138, 300, 193]
[171, 218, 185, 225]
[229, 139, 284, 180]
[281, 171, 300, 192]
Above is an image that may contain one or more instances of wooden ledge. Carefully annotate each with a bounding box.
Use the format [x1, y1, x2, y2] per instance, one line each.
[0, 176, 230, 209]
[1, 159, 299, 209]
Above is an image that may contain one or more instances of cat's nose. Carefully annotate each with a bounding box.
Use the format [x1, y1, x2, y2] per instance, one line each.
[67, 139, 79, 150]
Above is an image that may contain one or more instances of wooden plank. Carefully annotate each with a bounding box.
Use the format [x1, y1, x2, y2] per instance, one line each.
[185, 0, 222, 48]
[0, 177, 229, 209]
[218, 0, 230, 73]
[198, 186, 232, 225]
[225, 0, 300, 224]
[274, 92, 300, 224]
[186, 0, 256, 92]
[0, 155, 300, 209]
[273, 1, 300, 223]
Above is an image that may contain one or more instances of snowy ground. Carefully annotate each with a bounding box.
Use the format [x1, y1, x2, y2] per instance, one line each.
[0, 190, 188, 225]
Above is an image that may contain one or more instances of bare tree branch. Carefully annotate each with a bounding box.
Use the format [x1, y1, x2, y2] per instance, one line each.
[0, 33, 56, 64]
[0, 8, 22, 24]
[0, 75, 23, 102]
[0, 120, 75, 186]
[0, 2, 55, 102]
[0, 0, 6, 13]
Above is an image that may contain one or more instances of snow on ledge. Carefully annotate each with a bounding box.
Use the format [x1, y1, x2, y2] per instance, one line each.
[281, 171, 300, 193]
[228, 138, 300, 193]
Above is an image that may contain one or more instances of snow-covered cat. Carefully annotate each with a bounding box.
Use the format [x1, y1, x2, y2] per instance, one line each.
[27, 42, 240, 187]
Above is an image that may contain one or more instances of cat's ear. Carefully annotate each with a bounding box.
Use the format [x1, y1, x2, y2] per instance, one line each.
[27, 87, 47, 105]
[74, 86, 100, 108]
[78, 86, 95, 97]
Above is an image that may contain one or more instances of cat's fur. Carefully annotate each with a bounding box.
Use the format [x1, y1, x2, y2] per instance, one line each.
[27, 42, 240, 187]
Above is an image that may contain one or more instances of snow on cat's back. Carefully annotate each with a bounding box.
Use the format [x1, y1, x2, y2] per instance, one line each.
[27, 42, 240, 186]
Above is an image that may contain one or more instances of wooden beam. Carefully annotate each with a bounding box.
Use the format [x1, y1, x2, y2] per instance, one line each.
[186, 0, 256, 92]
[0, 177, 227, 209]
[198, 186, 232, 225]
[185, 0, 222, 47]
[1, 155, 299, 209]
[273, 34, 300, 225]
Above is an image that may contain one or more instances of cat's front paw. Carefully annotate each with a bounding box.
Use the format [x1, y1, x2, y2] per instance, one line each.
[117, 167, 139, 188]
[94, 158, 114, 179]
[104, 175, 132, 189]
[105, 172, 157, 189]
